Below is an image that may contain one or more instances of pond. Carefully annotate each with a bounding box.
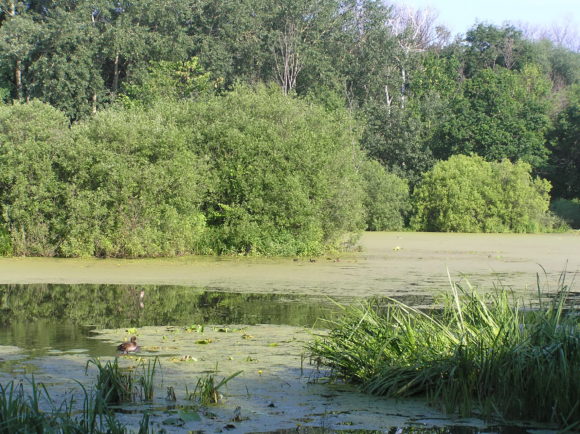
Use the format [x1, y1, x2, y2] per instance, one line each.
[0, 232, 578, 432]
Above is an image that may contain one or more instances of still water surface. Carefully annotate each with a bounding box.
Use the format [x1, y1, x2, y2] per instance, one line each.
[1, 232, 578, 432]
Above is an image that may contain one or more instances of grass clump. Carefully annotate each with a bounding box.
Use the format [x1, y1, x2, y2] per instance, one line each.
[86, 357, 161, 404]
[0, 378, 149, 433]
[87, 358, 136, 404]
[309, 275, 580, 427]
[187, 371, 242, 405]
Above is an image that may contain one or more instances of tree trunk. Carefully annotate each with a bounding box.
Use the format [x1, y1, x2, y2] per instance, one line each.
[112, 53, 120, 95]
[15, 59, 23, 101]
[8, 1, 23, 101]
[92, 92, 97, 114]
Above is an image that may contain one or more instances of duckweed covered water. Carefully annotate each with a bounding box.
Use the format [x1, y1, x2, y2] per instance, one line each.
[0, 232, 578, 432]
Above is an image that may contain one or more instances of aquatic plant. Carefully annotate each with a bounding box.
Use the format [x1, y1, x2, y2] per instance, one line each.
[308, 274, 580, 427]
[0, 379, 47, 433]
[86, 358, 135, 404]
[0, 378, 150, 433]
[186, 371, 243, 405]
[137, 357, 160, 401]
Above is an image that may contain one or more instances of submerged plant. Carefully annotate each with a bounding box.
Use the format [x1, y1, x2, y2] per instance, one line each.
[309, 273, 580, 427]
[186, 371, 243, 405]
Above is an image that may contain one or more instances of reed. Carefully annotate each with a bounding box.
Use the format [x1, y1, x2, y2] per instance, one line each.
[309, 274, 580, 427]
[187, 371, 243, 405]
[86, 358, 135, 404]
[137, 357, 160, 401]
[0, 377, 151, 433]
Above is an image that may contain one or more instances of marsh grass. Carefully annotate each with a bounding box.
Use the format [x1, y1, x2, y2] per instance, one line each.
[309, 273, 580, 427]
[0, 377, 151, 433]
[138, 357, 160, 401]
[87, 358, 136, 405]
[86, 357, 162, 404]
[187, 371, 243, 405]
[0, 378, 48, 433]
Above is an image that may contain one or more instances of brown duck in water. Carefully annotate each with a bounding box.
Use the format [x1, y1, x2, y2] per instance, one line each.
[117, 336, 139, 354]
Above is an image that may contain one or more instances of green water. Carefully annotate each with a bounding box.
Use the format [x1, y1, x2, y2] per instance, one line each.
[0, 283, 560, 433]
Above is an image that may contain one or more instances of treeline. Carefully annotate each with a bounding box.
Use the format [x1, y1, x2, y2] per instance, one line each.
[0, 0, 578, 257]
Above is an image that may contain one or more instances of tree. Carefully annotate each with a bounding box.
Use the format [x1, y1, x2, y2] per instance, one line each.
[0, 13, 39, 101]
[460, 24, 535, 77]
[120, 58, 214, 106]
[432, 65, 552, 169]
[361, 102, 435, 185]
[546, 84, 580, 199]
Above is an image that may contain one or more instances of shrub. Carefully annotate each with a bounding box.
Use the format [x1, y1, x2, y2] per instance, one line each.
[61, 104, 212, 257]
[0, 101, 70, 255]
[176, 85, 367, 255]
[360, 159, 410, 231]
[411, 155, 552, 232]
[0, 88, 370, 257]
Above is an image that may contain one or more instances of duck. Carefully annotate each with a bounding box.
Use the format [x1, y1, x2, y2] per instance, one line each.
[117, 336, 139, 354]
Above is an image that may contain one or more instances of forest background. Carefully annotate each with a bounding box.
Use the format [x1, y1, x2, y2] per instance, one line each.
[0, 0, 578, 257]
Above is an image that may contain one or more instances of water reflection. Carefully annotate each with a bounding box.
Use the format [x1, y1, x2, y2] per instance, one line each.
[0, 283, 344, 329]
[0, 284, 435, 357]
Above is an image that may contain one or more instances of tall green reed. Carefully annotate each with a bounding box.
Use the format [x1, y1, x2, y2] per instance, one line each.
[309, 273, 580, 427]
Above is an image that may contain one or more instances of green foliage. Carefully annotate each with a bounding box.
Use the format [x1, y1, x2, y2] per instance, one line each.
[360, 159, 410, 231]
[120, 58, 215, 106]
[361, 103, 435, 185]
[309, 277, 580, 426]
[461, 24, 535, 77]
[433, 66, 552, 169]
[0, 88, 369, 257]
[0, 101, 70, 255]
[62, 105, 212, 257]
[180, 85, 366, 255]
[547, 84, 580, 199]
[551, 198, 580, 229]
[411, 155, 552, 233]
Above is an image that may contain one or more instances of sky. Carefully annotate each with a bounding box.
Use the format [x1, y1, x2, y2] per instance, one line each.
[397, 0, 579, 36]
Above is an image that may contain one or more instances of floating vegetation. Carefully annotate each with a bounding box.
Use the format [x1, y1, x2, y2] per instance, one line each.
[185, 324, 204, 333]
[309, 273, 580, 428]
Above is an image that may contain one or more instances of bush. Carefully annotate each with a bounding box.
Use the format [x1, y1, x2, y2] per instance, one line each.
[61, 104, 212, 257]
[360, 159, 410, 231]
[0, 101, 71, 255]
[175, 85, 367, 255]
[0, 88, 370, 257]
[411, 155, 552, 232]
